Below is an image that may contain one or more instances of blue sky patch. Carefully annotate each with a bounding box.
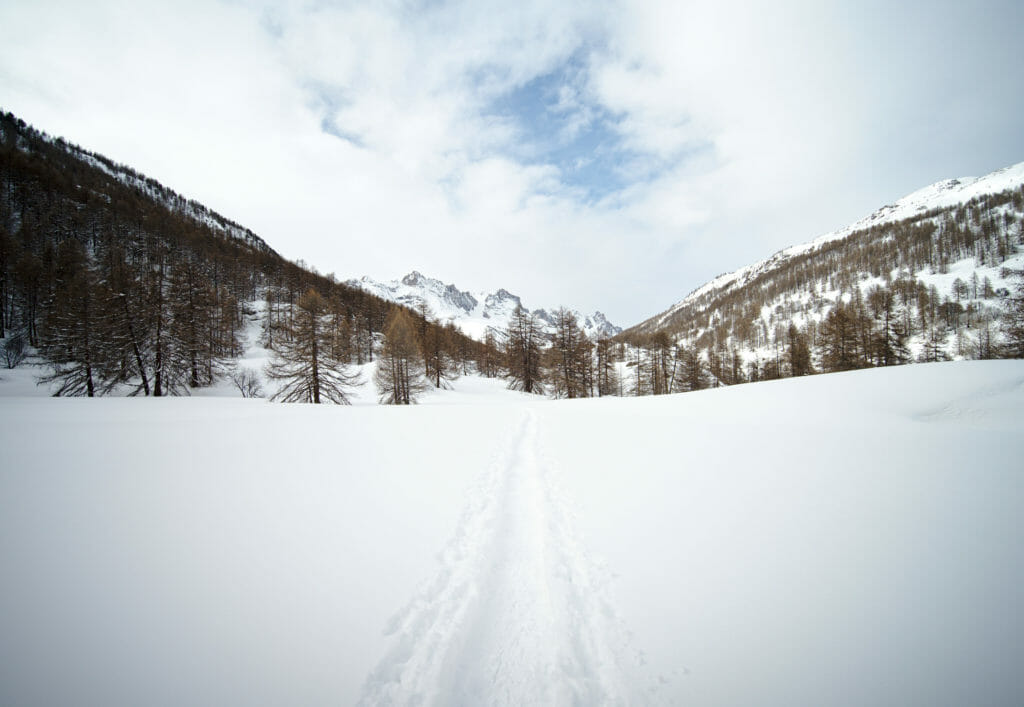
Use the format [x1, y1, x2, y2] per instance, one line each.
[484, 56, 640, 201]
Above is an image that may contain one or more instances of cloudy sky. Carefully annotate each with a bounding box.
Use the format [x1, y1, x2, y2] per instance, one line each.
[2, 0, 1022, 325]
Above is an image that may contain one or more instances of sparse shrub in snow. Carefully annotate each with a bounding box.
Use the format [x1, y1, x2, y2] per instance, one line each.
[230, 367, 264, 398]
[2, 332, 27, 369]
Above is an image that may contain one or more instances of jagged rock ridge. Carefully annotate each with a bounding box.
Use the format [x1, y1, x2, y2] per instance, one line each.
[349, 271, 622, 341]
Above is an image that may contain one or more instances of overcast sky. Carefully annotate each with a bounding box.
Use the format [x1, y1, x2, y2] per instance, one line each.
[2, 0, 1022, 325]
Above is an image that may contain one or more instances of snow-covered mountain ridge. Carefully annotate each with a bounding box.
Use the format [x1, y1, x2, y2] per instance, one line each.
[4, 112, 274, 256]
[348, 271, 622, 341]
[631, 160, 1024, 340]
[641, 161, 1024, 333]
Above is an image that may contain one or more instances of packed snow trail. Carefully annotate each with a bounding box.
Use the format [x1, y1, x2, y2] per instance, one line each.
[359, 408, 651, 706]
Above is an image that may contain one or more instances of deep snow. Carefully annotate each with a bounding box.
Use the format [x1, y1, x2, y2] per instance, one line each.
[1, 361, 1023, 705]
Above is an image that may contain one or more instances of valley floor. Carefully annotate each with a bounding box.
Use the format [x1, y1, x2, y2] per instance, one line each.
[1, 361, 1023, 705]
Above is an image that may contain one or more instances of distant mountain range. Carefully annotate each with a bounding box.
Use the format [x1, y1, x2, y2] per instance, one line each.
[349, 271, 622, 341]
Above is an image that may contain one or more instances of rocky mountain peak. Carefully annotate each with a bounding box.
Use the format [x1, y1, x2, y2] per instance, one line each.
[351, 272, 621, 341]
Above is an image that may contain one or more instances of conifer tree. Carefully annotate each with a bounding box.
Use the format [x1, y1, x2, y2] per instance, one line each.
[630, 343, 648, 396]
[919, 309, 950, 362]
[650, 332, 676, 394]
[107, 248, 152, 395]
[819, 303, 864, 372]
[677, 345, 708, 392]
[37, 240, 109, 396]
[267, 289, 359, 403]
[505, 304, 543, 394]
[0, 224, 11, 339]
[376, 308, 427, 404]
[595, 337, 619, 396]
[729, 347, 745, 385]
[169, 258, 227, 388]
[707, 344, 726, 386]
[866, 286, 909, 366]
[1001, 269, 1024, 358]
[418, 317, 457, 389]
[478, 330, 503, 378]
[147, 249, 189, 396]
[547, 307, 589, 398]
[976, 311, 998, 359]
[785, 323, 813, 376]
[14, 251, 43, 346]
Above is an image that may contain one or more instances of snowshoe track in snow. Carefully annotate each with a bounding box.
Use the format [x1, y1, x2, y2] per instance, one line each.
[358, 409, 652, 706]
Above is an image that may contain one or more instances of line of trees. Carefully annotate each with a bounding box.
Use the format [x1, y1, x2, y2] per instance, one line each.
[372, 271, 1024, 404]
[493, 305, 617, 399]
[617, 269, 1024, 397]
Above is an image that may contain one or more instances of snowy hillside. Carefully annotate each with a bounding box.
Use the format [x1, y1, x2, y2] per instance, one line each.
[646, 160, 1024, 331]
[618, 160, 1024, 383]
[2, 361, 1023, 705]
[349, 270, 621, 341]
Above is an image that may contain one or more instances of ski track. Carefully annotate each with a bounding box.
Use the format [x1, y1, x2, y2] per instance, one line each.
[358, 408, 656, 706]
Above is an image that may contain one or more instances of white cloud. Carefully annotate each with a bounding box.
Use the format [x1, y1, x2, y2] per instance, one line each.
[1, 0, 1022, 325]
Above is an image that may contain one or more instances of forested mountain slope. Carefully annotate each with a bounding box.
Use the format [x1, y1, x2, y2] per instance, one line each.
[623, 161, 1024, 382]
[0, 111, 488, 397]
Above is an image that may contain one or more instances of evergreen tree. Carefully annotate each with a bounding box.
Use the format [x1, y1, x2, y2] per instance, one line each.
[505, 304, 543, 394]
[267, 289, 359, 403]
[677, 345, 708, 392]
[649, 332, 676, 394]
[785, 323, 813, 376]
[629, 343, 649, 396]
[1000, 269, 1024, 357]
[107, 248, 152, 395]
[919, 316, 950, 362]
[707, 344, 726, 387]
[169, 258, 225, 388]
[0, 224, 12, 339]
[547, 307, 589, 398]
[147, 249, 189, 396]
[729, 347, 745, 385]
[594, 337, 619, 396]
[419, 318, 457, 389]
[478, 330, 503, 378]
[375, 308, 427, 404]
[976, 312, 998, 359]
[37, 240, 109, 396]
[13, 251, 43, 346]
[818, 303, 864, 372]
[867, 286, 911, 366]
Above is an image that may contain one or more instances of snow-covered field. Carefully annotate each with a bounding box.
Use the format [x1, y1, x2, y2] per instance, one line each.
[1, 361, 1023, 705]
